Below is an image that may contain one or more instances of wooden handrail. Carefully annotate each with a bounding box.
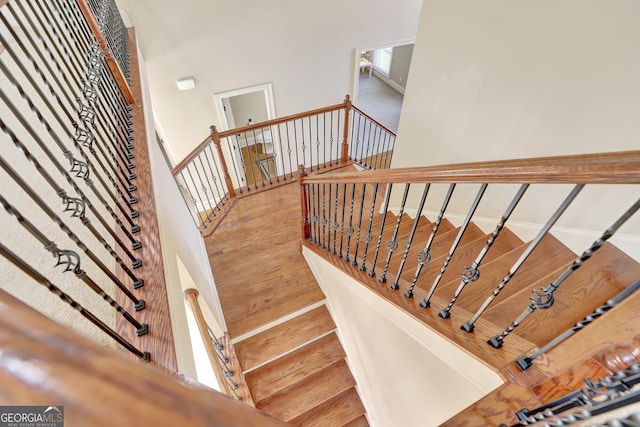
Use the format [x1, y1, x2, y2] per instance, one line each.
[302, 151, 640, 184]
[172, 101, 348, 176]
[77, 0, 134, 104]
[184, 288, 232, 396]
[0, 288, 287, 427]
[184, 288, 254, 406]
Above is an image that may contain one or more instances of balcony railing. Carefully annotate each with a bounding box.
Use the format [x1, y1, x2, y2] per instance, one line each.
[171, 96, 397, 235]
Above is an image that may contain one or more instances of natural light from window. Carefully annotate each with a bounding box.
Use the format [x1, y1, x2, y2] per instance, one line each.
[373, 47, 393, 76]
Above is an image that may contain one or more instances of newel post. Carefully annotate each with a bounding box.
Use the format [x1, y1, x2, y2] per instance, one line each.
[297, 165, 311, 240]
[211, 125, 236, 198]
[341, 94, 352, 163]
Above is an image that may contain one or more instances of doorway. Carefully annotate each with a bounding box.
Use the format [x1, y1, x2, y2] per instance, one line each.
[213, 83, 279, 187]
[352, 41, 414, 133]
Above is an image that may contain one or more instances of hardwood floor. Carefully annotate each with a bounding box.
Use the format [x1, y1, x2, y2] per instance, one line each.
[206, 182, 325, 338]
[205, 166, 370, 426]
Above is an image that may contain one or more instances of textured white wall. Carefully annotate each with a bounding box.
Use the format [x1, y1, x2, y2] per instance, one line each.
[303, 248, 502, 427]
[115, 0, 423, 162]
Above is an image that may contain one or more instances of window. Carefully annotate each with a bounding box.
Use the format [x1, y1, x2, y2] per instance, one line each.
[373, 47, 393, 76]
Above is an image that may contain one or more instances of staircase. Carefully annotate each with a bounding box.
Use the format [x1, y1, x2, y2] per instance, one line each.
[205, 172, 369, 426]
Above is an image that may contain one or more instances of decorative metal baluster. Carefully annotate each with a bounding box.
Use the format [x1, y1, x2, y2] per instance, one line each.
[292, 121, 301, 175]
[351, 184, 368, 266]
[250, 129, 266, 187]
[336, 109, 343, 162]
[338, 183, 348, 258]
[391, 184, 430, 290]
[320, 184, 326, 249]
[185, 165, 213, 225]
[300, 118, 310, 171]
[0, 116, 142, 270]
[0, 242, 150, 361]
[315, 115, 321, 170]
[204, 146, 227, 204]
[421, 184, 488, 307]
[349, 111, 359, 161]
[379, 184, 411, 284]
[225, 136, 245, 194]
[9, 1, 135, 179]
[489, 198, 640, 348]
[177, 170, 206, 227]
[344, 184, 357, 263]
[360, 183, 379, 271]
[462, 184, 585, 333]
[517, 280, 640, 371]
[0, 27, 140, 236]
[0, 159, 144, 294]
[328, 112, 335, 166]
[310, 183, 317, 244]
[0, 200, 147, 335]
[369, 183, 393, 277]
[332, 183, 340, 255]
[440, 184, 529, 318]
[195, 156, 218, 216]
[325, 183, 332, 251]
[405, 184, 455, 298]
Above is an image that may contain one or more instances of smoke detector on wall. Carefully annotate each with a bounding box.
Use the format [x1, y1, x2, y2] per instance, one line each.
[176, 77, 196, 91]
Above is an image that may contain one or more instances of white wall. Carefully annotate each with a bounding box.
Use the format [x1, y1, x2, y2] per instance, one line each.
[115, 0, 423, 162]
[388, 0, 640, 258]
[139, 46, 227, 378]
[303, 248, 502, 427]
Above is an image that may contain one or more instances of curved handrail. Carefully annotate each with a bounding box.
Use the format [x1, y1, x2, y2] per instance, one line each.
[302, 151, 640, 184]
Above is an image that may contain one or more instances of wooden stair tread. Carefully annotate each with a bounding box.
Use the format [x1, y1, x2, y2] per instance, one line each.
[342, 415, 369, 427]
[257, 359, 356, 422]
[449, 233, 576, 313]
[235, 305, 336, 371]
[304, 242, 538, 372]
[410, 227, 524, 294]
[484, 242, 640, 347]
[292, 387, 366, 427]
[245, 332, 347, 403]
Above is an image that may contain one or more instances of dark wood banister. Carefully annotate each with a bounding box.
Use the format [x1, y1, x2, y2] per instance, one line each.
[302, 151, 640, 184]
[0, 288, 288, 427]
[172, 100, 348, 177]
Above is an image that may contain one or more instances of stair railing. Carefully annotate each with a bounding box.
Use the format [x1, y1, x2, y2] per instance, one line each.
[298, 151, 640, 372]
[0, 288, 287, 427]
[184, 288, 254, 406]
[0, 0, 176, 371]
[171, 95, 397, 235]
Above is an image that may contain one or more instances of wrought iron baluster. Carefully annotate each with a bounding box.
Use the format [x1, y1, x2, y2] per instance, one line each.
[440, 184, 529, 318]
[351, 184, 368, 266]
[344, 184, 357, 263]
[315, 115, 321, 170]
[320, 183, 327, 249]
[204, 146, 226, 205]
[292, 121, 301, 175]
[195, 156, 218, 216]
[349, 111, 359, 161]
[0, 27, 140, 235]
[338, 183, 347, 258]
[462, 184, 585, 333]
[177, 171, 205, 228]
[391, 184, 430, 290]
[325, 183, 332, 251]
[185, 165, 213, 225]
[250, 129, 266, 187]
[0, 200, 147, 335]
[0, 242, 150, 361]
[369, 183, 393, 277]
[332, 183, 340, 255]
[517, 280, 640, 371]
[360, 183, 379, 271]
[379, 184, 411, 284]
[0, 158, 144, 292]
[225, 137, 244, 194]
[489, 198, 640, 348]
[405, 184, 455, 298]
